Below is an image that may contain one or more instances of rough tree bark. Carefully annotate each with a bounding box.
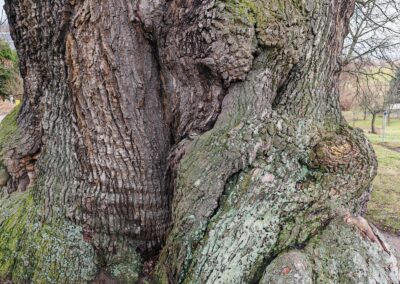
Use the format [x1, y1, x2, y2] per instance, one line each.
[0, 0, 399, 283]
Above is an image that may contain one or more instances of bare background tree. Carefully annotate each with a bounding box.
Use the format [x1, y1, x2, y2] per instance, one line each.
[358, 79, 388, 133]
[385, 67, 400, 123]
[343, 0, 400, 70]
[0, 12, 6, 29]
[340, 0, 400, 128]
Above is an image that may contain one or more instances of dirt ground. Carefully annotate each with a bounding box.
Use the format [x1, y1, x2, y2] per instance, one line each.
[379, 142, 400, 153]
[382, 231, 400, 257]
[0, 100, 15, 115]
[0, 100, 15, 121]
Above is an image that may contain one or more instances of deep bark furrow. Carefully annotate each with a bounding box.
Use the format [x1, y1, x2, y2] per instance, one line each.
[3, 0, 171, 268]
[60, 0, 171, 247]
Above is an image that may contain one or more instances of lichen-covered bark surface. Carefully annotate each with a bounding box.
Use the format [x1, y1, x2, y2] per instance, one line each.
[154, 1, 382, 282]
[260, 220, 400, 283]
[0, 0, 398, 283]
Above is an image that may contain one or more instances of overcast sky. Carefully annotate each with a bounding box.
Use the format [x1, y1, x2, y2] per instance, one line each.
[0, 0, 7, 26]
[0, 0, 4, 19]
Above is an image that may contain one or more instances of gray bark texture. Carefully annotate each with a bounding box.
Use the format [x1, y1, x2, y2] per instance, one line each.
[0, 0, 398, 283]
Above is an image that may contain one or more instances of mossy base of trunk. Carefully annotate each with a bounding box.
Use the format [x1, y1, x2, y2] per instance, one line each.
[0, 106, 143, 283]
[0, 190, 98, 283]
[0, 190, 142, 283]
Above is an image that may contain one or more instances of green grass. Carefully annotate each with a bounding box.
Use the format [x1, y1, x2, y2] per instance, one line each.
[0, 105, 20, 154]
[343, 111, 400, 233]
[343, 111, 400, 144]
[366, 144, 400, 233]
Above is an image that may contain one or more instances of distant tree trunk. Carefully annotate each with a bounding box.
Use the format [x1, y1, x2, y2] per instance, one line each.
[1, 0, 398, 283]
[371, 112, 377, 134]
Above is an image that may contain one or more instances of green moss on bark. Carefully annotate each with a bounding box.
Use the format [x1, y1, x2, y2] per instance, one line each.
[108, 251, 141, 283]
[0, 105, 20, 156]
[0, 191, 98, 283]
[220, 0, 311, 48]
[0, 105, 142, 282]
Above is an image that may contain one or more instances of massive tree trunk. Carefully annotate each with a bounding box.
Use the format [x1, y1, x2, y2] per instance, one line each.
[0, 0, 398, 283]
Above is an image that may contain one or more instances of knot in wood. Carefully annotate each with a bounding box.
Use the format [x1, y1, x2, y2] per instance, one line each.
[311, 135, 360, 172]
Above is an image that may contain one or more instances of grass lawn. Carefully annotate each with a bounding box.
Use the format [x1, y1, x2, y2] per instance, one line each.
[343, 111, 400, 145]
[343, 111, 400, 233]
[366, 144, 400, 233]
